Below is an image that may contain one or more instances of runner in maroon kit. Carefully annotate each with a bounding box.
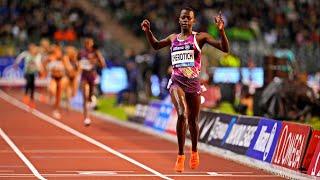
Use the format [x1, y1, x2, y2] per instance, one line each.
[78, 38, 106, 126]
[141, 7, 229, 172]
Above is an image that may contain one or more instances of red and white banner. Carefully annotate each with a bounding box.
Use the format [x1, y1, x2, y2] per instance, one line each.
[307, 142, 320, 176]
[302, 130, 320, 171]
[272, 122, 311, 170]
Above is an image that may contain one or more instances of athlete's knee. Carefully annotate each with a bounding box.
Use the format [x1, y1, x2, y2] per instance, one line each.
[188, 119, 198, 128]
[188, 118, 199, 133]
[178, 113, 187, 119]
[177, 108, 188, 123]
[177, 115, 187, 127]
[176, 104, 187, 115]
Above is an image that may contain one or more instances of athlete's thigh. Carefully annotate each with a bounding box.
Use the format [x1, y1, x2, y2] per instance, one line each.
[170, 85, 188, 116]
[81, 81, 90, 98]
[49, 79, 57, 94]
[185, 93, 201, 118]
[72, 77, 79, 91]
[62, 76, 69, 86]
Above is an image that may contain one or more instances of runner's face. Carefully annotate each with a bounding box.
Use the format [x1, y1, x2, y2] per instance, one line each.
[28, 44, 38, 55]
[40, 39, 50, 50]
[66, 47, 77, 59]
[84, 39, 94, 49]
[179, 10, 195, 31]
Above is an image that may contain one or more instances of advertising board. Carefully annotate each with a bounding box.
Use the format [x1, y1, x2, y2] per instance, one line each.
[272, 122, 311, 170]
[246, 118, 282, 162]
[222, 116, 260, 154]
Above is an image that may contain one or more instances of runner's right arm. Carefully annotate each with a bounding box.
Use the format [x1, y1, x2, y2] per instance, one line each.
[96, 50, 106, 68]
[141, 19, 173, 50]
[62, 55, 73, 74]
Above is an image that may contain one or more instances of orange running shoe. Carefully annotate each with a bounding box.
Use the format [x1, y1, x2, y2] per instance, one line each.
[28, 100, 36, 109]
[174, 155, 185, 172]
[189, 151, 199, 169]
[39, 94, 48, 103]
[23, 95, 30, 104]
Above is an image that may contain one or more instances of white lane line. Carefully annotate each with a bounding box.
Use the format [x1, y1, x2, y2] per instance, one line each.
[0, 90, 172, 180]
[117, 149, 176, 153]
[207, 171, 232, 176]
[0, 128, 46, 180]
[1, 149, 176, 154]
[0, 149, 104, 153]
[0, 173, 279, 177]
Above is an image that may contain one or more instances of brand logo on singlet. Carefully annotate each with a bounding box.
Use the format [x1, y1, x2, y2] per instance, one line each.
[171, 44, 194, 68]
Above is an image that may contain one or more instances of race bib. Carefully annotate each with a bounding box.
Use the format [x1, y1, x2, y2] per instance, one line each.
[27, 61, 37, 69]
[25, 58, 38, 72]
[171, 44, 195, 68]
[79, 58, 93, 70]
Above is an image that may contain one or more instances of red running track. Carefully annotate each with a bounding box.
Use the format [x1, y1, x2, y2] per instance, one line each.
[0, 89, 283, 179]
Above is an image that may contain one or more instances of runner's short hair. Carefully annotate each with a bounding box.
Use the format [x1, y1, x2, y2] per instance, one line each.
[181, 6, 195, 15]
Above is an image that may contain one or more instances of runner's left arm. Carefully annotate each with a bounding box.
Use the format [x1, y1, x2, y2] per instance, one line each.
[199, 12, 229, 53]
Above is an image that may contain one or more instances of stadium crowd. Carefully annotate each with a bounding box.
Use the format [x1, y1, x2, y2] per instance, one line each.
[0, 0, 104, 50]
[102, 0, 320, 47]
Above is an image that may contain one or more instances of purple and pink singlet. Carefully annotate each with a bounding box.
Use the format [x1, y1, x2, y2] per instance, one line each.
[169, 32, 202, 94]
[78, 49, 97, 85]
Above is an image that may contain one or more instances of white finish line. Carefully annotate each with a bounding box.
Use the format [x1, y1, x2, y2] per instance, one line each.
[0, 90, 172, 180]
[0, 128, 46, 180]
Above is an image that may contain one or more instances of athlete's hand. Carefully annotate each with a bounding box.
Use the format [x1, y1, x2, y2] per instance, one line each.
[214, 11, 224, 31]
[141, 19, 150, 32]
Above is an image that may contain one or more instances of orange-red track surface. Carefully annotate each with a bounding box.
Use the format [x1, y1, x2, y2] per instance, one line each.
[0, 88, 283, 179]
